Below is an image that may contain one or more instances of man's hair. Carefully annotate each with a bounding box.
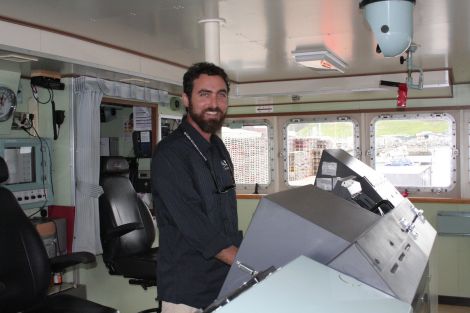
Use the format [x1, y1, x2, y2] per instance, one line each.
[183, 62, 230, 97]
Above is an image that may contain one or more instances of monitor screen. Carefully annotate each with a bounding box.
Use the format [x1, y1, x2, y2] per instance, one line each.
[4, 146, 36, 185]
[0, 138, 54, 209]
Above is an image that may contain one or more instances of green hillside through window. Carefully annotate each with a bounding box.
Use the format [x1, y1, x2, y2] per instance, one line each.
[375, 120, 449, 136]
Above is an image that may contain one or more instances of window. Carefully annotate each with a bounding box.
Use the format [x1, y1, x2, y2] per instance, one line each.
[370, 113, 456, 192]
[221, 120, 273, 190]
[284, 117, 359, 186]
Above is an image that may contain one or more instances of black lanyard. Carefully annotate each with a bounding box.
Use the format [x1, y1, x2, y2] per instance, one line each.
[183, 130, 235, 194]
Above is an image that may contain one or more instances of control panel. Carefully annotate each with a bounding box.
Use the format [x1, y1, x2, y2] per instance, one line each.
[12, 188, 50, 207]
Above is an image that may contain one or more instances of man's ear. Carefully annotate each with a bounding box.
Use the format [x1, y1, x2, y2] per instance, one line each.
[182, 93, 190, 109]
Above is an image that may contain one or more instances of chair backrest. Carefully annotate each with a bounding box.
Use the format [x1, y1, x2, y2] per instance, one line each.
[0, 157, 51, 312]
[99, 157, 155, 262]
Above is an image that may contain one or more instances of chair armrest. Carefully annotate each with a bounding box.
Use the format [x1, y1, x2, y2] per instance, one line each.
[103, 222, 143, 243]
[50, 252, 96, 272]
[0, 281, 5, 295]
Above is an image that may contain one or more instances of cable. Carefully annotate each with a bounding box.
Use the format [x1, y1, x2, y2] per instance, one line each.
[32, 125, 55, 196]
[26, 125, 55, 218]
[21, 117, 33, 130]
[27, 131, 47, 218]
[19, 84, 55, 218]
[28, 207, 43, 218]
[30, 83, 53, 104]
[370, 199, 393, 216]
[22, 127, 35, 137]
[30, 83, 60, 140]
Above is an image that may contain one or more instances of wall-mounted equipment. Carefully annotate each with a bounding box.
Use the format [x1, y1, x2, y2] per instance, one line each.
[360, 0, 416, 57]
[0, 138, 54, 209]
[53, 109, 65, 139]
[401, 43, 423, 90]
[170, 96, 183, 112]
[11, 112, 35, 130]
[380, 80, 409, 108]
[30, 70, 65, 140]
[378, 43, 423, 107]
[0, 86, 17, 122]
[30, 70, 64, 91]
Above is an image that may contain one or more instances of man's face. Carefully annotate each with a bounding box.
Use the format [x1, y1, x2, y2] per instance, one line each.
[183, 74, 228, 134]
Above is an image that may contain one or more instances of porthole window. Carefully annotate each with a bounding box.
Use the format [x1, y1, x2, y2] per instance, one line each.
[221, 119, 274, 191]
[370, 113, 457, 193]
[283, 116, 359, 186]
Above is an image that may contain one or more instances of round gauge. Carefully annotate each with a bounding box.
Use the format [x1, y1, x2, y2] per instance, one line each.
[0, 86, 17, 122]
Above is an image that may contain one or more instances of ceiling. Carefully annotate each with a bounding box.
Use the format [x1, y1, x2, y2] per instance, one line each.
[0, 0, 469, 101]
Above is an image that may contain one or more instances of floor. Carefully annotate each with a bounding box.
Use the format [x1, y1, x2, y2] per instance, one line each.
[438, 304, 470, 313]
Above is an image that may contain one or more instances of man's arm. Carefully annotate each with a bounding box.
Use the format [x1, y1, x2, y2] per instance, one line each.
[215, 245, 238, 265]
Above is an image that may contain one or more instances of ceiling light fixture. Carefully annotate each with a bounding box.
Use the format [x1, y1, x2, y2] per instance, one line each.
[0, 54, 38, 63]
[292, 49, 347, 73]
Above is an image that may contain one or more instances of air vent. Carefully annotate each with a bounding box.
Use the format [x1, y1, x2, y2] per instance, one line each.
[0, 54, 38, 63]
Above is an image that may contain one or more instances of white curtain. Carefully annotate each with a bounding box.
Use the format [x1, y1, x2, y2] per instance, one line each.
[72, 76, 169, 254]
[72, 77, 107, 254]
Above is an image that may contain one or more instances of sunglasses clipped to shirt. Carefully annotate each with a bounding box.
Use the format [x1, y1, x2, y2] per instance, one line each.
[183, 131, 236, 194]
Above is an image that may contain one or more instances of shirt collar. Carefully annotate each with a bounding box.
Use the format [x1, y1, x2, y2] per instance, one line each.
[180, 118, 212, 153]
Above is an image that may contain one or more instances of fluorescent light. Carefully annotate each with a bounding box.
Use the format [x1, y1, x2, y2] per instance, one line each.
[292, 49, 347, 73]
[0, 54, 38, 63]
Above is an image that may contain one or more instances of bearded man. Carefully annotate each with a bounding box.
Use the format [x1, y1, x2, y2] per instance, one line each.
[151, 62, 241, 313]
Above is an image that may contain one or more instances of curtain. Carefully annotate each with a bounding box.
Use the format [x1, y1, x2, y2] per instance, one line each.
[72, 77, 107, 254]
[72, 76, 169, 254]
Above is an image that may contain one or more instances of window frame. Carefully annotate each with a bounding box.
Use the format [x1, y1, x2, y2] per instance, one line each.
[222, 118, 275, 193]
[368, 112, 458, 195]
[282, 115, 360, 188]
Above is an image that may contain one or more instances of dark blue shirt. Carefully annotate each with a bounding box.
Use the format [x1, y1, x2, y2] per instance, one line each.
[151, 119, 242, 309]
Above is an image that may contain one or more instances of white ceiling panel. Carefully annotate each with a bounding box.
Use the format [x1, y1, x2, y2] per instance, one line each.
[0, 0, 468, 100]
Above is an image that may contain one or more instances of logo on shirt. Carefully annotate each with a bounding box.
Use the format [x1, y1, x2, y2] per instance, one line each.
[221, 160, 230, 171]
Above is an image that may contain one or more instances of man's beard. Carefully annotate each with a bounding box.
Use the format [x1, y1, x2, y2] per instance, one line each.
[188, 102, 226, 134]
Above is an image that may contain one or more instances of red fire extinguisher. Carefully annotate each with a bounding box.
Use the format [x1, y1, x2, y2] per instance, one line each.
[397, 83, 408, 108]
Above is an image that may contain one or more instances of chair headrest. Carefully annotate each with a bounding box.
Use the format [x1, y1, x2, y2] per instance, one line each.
[0, 157, 9, 183]
[101, 157, 129, 175]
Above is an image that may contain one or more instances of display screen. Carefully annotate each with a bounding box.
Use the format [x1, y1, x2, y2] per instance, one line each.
[4, 146, 36, 185]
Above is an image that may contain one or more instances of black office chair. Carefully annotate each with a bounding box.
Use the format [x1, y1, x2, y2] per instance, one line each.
[0, 157, 116, 313]
[98, 156, 159, 312]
